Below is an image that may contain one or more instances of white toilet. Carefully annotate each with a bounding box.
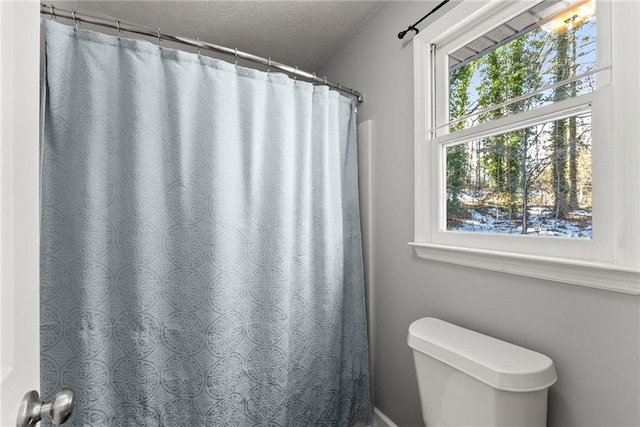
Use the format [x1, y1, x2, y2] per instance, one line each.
[408, 318, 557, 427]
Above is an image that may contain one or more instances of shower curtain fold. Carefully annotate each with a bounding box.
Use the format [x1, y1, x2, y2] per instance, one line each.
[40, 19, 371, 426]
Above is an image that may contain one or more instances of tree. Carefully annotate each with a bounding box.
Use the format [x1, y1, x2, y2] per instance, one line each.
[551, 31, 571, 220]
[477, 50, 507, 200]
[568, 29, 580, 210]
[447, 64, 474, 218]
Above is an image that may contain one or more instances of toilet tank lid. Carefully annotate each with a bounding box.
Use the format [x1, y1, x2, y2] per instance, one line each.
[407, 318, 557, 392]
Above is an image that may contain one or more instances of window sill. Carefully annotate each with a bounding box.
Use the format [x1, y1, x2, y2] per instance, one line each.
[409, 242, 640, 295]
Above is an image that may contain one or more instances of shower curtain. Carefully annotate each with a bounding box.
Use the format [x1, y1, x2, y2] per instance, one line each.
[40, 20, 371, 426]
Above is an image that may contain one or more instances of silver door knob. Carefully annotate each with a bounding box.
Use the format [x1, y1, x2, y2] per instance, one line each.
[16, 388, 74, 426]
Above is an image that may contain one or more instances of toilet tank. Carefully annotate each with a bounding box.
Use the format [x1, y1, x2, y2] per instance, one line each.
[408, 318, 557, 427]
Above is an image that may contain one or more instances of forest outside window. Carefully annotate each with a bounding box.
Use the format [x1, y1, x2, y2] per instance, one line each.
[411, 0, 640, 294]
[445, 2, 595, 238]
[445, 112, 592, 238]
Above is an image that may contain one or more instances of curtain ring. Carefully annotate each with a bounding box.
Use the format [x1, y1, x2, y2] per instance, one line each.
[323, 76, 328, 85]
[50, 5, 55, 20]
[267, 57, 271, 73]
[157, 28, 162, 48]
[116, 19, 122, 36]
[312, 72, 317, 85]
[293, 66, 298, 80]
[196, 37, 201, 56]
[234, 48, 238, 66]
[72, 10, 78, 29]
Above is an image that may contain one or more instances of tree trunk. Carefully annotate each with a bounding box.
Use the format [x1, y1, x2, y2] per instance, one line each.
[521, 143, 529, 234]
[568, 32, 579, 210]
[552, 118, 569, 220]
[569, 115, 578, 210]
[552, 32, 570, 220]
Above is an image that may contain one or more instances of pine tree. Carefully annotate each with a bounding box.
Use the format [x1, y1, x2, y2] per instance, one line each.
[551, 31, 571, 220]
[447, 64, 474, 219]
[478, 50, 507, 200]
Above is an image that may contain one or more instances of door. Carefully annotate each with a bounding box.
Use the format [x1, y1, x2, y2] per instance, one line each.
[0, 1, 42, 425]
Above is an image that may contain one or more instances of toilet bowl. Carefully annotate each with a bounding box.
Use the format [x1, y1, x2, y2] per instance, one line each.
[408, 318, 557, 427]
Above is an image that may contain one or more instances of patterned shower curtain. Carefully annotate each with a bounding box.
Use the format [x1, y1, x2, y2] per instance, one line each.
[40, 20, 371, 426]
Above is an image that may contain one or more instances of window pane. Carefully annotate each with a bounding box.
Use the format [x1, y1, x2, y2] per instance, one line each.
[445, 112, 592, 238]
[449, 0, 596, 131]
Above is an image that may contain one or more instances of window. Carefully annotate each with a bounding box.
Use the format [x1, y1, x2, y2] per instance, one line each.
[411, 0, 640, 294]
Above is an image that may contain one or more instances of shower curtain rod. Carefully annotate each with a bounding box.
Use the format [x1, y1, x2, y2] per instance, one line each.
[40, 3, 364, 103]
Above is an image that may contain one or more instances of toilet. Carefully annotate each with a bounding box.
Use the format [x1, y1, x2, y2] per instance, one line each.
[408, 318, 557, 427]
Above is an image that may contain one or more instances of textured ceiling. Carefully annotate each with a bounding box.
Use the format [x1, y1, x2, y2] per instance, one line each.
[50, 1, 384, 71]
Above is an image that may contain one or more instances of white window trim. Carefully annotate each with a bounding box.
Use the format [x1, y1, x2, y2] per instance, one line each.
[411, 0, 640, 295]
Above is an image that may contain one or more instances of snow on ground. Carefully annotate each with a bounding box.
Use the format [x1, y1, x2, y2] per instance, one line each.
[449, 207, 592, 238]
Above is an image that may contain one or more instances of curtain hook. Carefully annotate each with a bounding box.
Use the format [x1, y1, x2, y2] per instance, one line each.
[312, 72, 317, 86]
[196, 37, 201, 56]
[157, 28, 162, 48]
[267, 57, 271, 73]
[72, 10, 78, 29]
[323, 76, 328, 85]
[293, 66, 298, 80]
[234, 48, 238, 66]
[50, 4, 56, 20]
[116, 19, 122, 37]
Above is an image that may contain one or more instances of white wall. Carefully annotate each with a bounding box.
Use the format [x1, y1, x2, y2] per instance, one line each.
[317, 2, 640, 426]
[0, 2, 41, 425]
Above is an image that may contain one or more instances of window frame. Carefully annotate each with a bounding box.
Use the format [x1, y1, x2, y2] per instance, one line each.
[411, 0, 640, 294]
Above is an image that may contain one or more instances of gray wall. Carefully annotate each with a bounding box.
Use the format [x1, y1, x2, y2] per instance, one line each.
[316, 2, 640, 426]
